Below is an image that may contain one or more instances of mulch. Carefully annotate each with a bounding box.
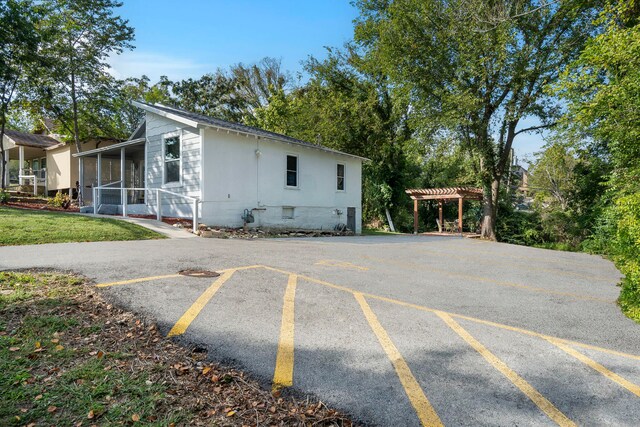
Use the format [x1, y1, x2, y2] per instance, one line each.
[3, 201, 80, 213]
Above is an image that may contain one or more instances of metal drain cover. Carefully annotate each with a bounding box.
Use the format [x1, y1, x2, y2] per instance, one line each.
[179, 269, 221, 278]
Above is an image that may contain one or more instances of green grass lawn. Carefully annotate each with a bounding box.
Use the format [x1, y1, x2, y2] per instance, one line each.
[0, 207, 164, 246]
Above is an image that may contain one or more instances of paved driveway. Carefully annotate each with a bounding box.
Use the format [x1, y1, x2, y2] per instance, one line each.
[2, 235, 640, 426]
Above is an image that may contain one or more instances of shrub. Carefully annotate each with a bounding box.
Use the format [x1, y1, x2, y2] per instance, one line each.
[613, 193, 640, 321]
[48, 191, 71, 209]
[0, 191, 9, 204]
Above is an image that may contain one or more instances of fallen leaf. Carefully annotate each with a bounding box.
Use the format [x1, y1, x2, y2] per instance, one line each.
[96, 351, 104, 359]
[88, 410, 95, 419]
[202, 367, 211, 375]
[55, 345, 64, 351]
[210, 375, 219, 383]
[34, 394, 43, 400]
[269, 406, 276, 413]
[47, 406, 57, 413]
[226, 410, 236, 417]
[131, 413, 140, 422]
[20, 408, 28, 413]
[51, 339, 59, 344]
[35, 341, 41, 349]
[9, 347, 20, 352]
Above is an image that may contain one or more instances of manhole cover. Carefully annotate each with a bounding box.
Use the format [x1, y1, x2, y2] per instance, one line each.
[178, 269, 221, 278]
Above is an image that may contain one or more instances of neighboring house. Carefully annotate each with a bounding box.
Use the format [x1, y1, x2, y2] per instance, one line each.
[75, 102, 365, 233]
[1, 129, 117, 196]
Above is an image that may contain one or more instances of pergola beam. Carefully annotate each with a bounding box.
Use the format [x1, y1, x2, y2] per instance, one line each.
[406, 187, 482, 234]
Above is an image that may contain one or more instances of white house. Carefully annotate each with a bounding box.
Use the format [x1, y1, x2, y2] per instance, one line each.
[74, 102, 365, 233]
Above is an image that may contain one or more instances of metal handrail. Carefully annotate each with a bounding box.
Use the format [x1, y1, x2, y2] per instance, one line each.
[156, 188, 199, 233]
[91, 186, 200, 233]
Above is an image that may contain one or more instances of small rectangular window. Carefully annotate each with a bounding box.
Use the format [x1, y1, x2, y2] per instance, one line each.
[164, 135, 180, 184]
[282, 207, 294, 219]
[337, 163, 345, 191]
[286, 155, 298, 187]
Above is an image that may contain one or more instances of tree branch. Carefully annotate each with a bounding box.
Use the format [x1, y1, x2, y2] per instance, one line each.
[514, 122, 556, 137]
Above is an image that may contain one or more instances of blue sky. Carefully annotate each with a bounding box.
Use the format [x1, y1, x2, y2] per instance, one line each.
[109, 0, 358, 83]
[109, 0, 545, 162]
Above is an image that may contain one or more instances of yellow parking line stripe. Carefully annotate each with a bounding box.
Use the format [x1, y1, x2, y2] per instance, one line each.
[435, 311, 576, 427]
[272, 274, 298, 392]
[355, 292, 443, 427]
[362, 256, 612, 303]
[167, 270, 235, 337]
[315, 259, 369, 271]
[546, 338, 640, 398]
[415, 248, 614, 282]
[95, 274, 181, 288]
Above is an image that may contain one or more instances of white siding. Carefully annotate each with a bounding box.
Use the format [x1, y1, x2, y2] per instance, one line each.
[200, 127, 363, 233]
[145, 112, 201, 217]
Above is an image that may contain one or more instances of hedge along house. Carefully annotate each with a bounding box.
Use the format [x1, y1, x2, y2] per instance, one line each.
[74, 102, 366, 234]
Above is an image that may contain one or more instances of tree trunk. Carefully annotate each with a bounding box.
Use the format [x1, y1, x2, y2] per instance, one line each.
[480, 178, 500, 240]
[71, 69, 81, 153]
[0, 119, 6, 190]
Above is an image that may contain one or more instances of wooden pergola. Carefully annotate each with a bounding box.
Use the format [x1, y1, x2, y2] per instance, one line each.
[406, 187, 483, 234]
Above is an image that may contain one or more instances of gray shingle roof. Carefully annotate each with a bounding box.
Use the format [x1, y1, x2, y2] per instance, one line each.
[134, 101, 367, 160]
[3, 129, 61, 148]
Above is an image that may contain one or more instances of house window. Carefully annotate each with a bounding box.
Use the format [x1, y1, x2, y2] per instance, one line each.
[286, 155, 298, 187]
[163, 135, 180, 184]
[337, 163, 345, 191]
[282, 206, 294, 219]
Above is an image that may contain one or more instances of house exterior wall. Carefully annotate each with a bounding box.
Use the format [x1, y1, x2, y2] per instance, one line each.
[199, 128, 363, 233]
[144, 112, 201, 217]
[46, 145, 71, 191]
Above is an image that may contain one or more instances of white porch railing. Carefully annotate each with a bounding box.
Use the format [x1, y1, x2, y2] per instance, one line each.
[92, 186, 199, 233]
[18, 168, 47, 195]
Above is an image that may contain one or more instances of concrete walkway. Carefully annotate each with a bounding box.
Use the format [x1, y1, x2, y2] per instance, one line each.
[78, 213, 198, 239]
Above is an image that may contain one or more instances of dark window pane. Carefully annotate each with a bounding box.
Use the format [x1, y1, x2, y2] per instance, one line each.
[165, 136, 180, 160]
[337, 177, 345, 191]
[287, 171, 297, 187]
[165, 161, 179, 183]
[287, 155, 297, 171]
[337, 163, 344, 177]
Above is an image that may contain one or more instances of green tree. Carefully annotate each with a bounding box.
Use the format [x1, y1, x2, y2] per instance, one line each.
[287, 50, 421, 228]
[529, 144, 578, 211]
[0, 0, 41, 189]
[556, 0, 640, 320]
[31, 0, 134, 152]
[353, 0, 599, 239]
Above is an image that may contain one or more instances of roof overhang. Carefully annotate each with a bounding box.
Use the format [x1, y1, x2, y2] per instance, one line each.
[73, 138, 145, 158]
[406, 187, 484, 201]
[132, 101, 369, 162]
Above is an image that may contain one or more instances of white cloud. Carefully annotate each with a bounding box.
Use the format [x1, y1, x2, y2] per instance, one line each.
[108, 51, 212, 83]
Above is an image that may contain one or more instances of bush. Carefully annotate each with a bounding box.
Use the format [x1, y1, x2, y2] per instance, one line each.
[0, 191, 9, 204]
[613, 193, 640, 321]
[48, 191, 70, 209]
[497, 208, 546, 247]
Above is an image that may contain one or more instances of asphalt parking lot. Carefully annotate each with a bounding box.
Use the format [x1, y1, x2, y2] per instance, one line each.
[2, 234, 640, 426]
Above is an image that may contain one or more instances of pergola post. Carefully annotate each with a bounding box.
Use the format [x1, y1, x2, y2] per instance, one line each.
[413, 199, 418, 234]
[458, 197, 463, 233]
[438, 200, 443, 233]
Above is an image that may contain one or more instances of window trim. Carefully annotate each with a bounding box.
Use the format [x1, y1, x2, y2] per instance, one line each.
[285, 154, 299, 189]
[336, 162, 346, 192]
[162, 130, 182, 188]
